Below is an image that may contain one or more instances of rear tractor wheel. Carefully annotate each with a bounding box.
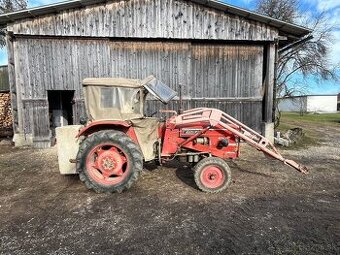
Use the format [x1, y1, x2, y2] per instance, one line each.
[76, 131, 143, 193]
[194, 157, 232, 193]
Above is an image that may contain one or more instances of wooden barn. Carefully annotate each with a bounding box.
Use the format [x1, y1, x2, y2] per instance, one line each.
[0, 0, 311, 148]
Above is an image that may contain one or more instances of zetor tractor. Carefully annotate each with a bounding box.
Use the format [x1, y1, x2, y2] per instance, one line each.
[66, 76, 308, 193]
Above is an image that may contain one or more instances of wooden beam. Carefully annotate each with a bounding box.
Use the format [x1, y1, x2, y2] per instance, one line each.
[6, 32, 18, 133]
[264, 43, 275, 123]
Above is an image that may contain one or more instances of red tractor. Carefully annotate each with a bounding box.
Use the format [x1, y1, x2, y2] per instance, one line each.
[58, 76, 308, 193]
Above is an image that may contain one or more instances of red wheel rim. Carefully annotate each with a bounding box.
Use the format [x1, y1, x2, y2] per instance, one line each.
[200, 166, 225, 189]
[86, 143, 129, 186]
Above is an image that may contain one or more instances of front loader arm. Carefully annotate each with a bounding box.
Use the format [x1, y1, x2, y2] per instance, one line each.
[172, 108, 309, 174]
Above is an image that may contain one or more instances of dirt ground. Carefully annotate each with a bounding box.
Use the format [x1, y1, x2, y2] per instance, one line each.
[0, 119, 339, 255]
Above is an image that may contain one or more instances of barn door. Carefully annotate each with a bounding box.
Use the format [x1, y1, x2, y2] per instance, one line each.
[31, 100, 51, 148]
[72, 98, 86, 124]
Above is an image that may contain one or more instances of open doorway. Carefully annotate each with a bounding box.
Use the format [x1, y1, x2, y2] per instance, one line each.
[48, 90, 75, 138]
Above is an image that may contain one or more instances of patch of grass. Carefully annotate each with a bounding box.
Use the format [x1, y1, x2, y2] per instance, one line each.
[275, 112, 335, 150]
[280, 112, 340, 126]
[278, 133, 318, 150]
[276, 122, 295, 132]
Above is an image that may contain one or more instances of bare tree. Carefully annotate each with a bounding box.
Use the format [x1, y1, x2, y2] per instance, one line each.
[0, 0, 27, 47]
[256, 0, 298, 23]
[0, 0, 26, 13]
[278, 14, 338, 94]
[255, 0, 339, 126]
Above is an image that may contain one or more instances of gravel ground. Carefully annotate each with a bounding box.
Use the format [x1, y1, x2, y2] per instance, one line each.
[0, 119, 339, 255]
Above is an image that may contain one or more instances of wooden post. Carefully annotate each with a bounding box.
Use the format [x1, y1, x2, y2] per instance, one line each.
[72, 98, 86, 124]
[6, 31, 18, 134]
[264, 43, 275, 123]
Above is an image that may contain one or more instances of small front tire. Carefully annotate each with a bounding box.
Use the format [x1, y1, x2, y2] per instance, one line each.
[194, 157, 232, 193]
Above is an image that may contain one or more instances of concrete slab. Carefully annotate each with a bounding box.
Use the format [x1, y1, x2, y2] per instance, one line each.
[56, 125, 83, 175]
[262, 122, 275, 143]
[13, 133, 33, 147]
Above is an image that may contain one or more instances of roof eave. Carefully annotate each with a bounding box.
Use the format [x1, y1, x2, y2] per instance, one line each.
[197, 0, 312, 37]
[0, 0, 312, 38]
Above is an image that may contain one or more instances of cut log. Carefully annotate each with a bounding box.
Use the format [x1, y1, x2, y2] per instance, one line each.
[0, 93, 13, 136]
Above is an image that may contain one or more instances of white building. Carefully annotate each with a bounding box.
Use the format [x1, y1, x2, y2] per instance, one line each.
[279, 95, 338, 113]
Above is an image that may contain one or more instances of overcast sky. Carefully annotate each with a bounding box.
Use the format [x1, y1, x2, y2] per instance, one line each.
[0, 0, 339, 95]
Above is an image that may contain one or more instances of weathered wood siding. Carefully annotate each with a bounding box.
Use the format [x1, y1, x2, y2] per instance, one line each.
[9, 0, 278, 41]
[7, 0, 277, 147]
[14, 38, 263, 98]
[14, 37, 264, 139]
[146, 100, 263, 131]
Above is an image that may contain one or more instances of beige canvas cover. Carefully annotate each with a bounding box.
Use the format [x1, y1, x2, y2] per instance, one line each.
[83, 76, 157, 121]
[83, 76, 155, 88]
[84, 86, 144, 120]
[83, 77, 143, 88]
[130, 118, 159, 161]
[83, 76, 159, 161]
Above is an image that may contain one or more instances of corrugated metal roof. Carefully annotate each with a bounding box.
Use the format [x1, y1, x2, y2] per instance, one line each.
[0, 0, 312, 38]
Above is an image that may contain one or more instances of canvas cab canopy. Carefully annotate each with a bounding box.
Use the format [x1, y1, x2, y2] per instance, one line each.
[83, 75, 177, 121]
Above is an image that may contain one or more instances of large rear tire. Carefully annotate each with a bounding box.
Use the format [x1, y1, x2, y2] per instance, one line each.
[194, 157, 232, 193]
[76, 131, 143, 193]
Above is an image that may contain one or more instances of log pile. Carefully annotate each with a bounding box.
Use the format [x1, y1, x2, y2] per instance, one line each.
[0, 93, 13, 132]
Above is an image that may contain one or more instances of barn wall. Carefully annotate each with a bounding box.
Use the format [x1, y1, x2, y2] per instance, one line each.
[14, 38, 263, 99]
[13, 37, 265, 144]
[7, 0, 278, 147]
[306, 96, 337, 113]
[9, 0, 278, 41]
[278, 97, 307, 112]
[279, 96, 338, 113]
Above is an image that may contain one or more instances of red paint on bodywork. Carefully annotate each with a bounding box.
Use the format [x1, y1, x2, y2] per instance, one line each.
[161, 124, 240, 159]
[200, 166, 225, 189]
[77, 120, 139, 145]
[160, 107, 307, 174]
[76, 107, 307, 175]
[77, 120, 131, 137]
[161, 113, 240, 159]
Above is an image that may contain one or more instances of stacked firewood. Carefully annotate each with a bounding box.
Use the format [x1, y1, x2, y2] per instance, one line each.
[0, 93, 13, 129]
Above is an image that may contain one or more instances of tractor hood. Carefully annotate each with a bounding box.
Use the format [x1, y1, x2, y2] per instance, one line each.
[83, 75, 177, 121]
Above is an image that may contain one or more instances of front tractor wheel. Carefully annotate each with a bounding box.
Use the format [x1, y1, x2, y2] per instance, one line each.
[194, 157, 232, 193]
[76, 131, 143, 193]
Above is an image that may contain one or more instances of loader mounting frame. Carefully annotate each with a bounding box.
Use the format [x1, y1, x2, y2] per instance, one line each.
[167, 108, 308, 174]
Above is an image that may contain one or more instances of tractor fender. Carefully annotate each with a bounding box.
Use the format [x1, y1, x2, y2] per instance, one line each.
[77, 120, 133, 138]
